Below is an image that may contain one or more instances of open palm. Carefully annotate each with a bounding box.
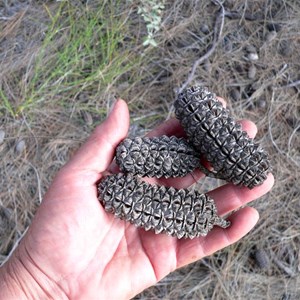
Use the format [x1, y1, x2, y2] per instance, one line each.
[1, 100, 274, 299]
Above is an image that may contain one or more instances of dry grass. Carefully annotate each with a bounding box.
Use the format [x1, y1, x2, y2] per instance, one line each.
[1, 0, 300, 299]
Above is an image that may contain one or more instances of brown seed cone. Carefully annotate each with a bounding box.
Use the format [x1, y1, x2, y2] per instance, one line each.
[174, 86, 270, 189]
[98, 173, 230, 239]
[116, 136, 200, 178]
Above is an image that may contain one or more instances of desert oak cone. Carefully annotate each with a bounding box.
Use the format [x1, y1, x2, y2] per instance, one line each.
[116, 136, 200, 178]
[98, 174, 230, 239]
[174, 86, 270, 189]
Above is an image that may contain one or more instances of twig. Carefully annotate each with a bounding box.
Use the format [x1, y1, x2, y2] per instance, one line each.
[272, 254, 296, 278]
[287, 123, 300, 167]
[267, 91, 285, 156]
[28, 162, 43, 204]
[0, 17, 13, 21]
[0, 227, 29, 267]
[200, 259, 232, 299]
[224, 11, 257, 21]
[22, 116, 43, 203]
[268, 89, 300, 167]
[247, 64, 288, 103]
[274, 80, 300, 90]
[178, 0, 225, 93]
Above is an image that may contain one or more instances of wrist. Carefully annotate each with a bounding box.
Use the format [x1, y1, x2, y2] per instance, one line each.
[0, 258, 29, 300]
[0, 246, 67, 300]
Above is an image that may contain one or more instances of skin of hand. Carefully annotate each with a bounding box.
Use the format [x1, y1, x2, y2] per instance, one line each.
[0, 99, 274, 300]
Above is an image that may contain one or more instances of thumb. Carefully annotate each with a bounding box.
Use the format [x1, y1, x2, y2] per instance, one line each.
[65, 99, 130, 173]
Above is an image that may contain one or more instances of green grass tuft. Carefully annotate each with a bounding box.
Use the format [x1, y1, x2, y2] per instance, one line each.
[3, 1, 141, 116]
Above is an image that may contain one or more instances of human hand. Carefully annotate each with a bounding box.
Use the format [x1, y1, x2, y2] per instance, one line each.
[0, 99, 274, 300]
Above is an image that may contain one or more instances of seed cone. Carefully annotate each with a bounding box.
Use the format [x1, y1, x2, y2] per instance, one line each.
[98, 173, 230, 239]
[174, 86, 270, 189]
[116, 136, 200, 178]
[254, 248, 270, 269]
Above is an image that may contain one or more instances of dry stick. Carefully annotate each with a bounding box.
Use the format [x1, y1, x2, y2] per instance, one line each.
[268, 90, 300, 167]
[271, 252, 296, 277]
[287, 124, 300, 167]
[28, 162, 43, 204]
[267, 91, 285, 156]
[168, 3, 253, 121]
[0, 17, 13, 20]
[178, 0, 225, 94]
[224, 11, 257, 21]
[0, 227, 29, 267]
[274, 80, 300, 90]
[239, 64, 288, 109]
[177, 3, 263, 95]
[247, 64, 288, 103]
[200, 259, 232, 299]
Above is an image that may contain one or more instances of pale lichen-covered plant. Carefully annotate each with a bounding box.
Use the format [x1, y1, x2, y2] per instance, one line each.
[132, 0, 165, 47]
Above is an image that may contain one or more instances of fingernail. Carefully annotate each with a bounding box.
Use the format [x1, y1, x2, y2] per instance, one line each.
[107, 98, 118, 117]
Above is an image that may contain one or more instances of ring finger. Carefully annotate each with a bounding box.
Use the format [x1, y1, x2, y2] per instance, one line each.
[208, 172, 274, 216]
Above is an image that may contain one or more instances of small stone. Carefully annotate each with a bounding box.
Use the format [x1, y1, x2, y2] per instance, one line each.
[267, 23, 281, 32]
[254, 248, 270, 269]
[222, 36, 233, 52]
[200, 24, 210, 34]
[245, 44, 257, 54]
[279, 40, 293, 57]
[265, 31, 277, 43]
[286, 117, 300, 131]
[248, 65, 257, 79]
[0, 130, 5, 144]
[247, 52, 259, 61]
[15, 139, 26, 154]
[82, 111, 93, 126]
[204, 59, 212, 73]
[230, 88, 240, 102]
[0, 206, 13, 239]
[235, 63, 243, 73]
[257, 98, 267, 109]
[281, 293, 292, 300]
[78, 93, 87, 102]
[226, 0, 235, 7]
[117, 82, 130, 90]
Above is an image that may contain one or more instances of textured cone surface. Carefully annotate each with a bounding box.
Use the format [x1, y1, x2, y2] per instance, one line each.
[174, 86, 270, 189]
[98, 174, 230, 239]
[116, 135, 200, 178]
[254, 249, 270, 269]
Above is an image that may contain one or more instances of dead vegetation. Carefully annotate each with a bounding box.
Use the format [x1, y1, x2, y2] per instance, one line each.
[0, 0, 300, 299]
